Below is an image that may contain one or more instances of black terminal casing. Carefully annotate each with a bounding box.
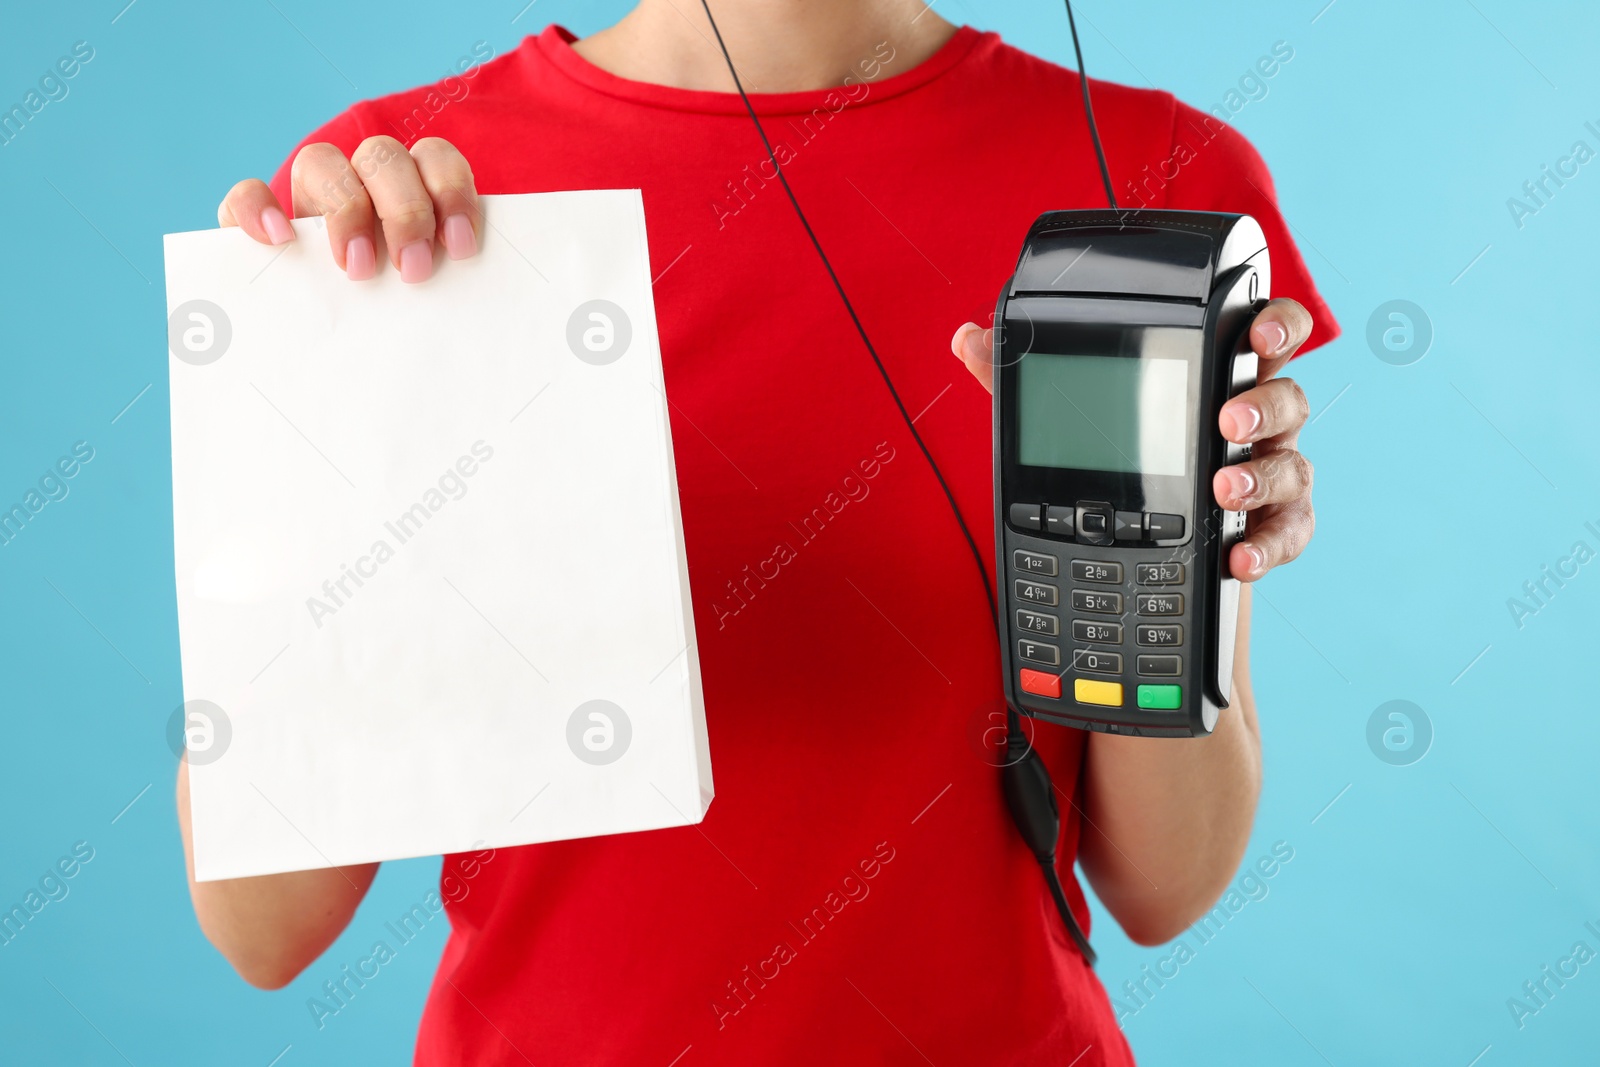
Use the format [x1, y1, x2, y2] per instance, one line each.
[993, 211, 1267, 737]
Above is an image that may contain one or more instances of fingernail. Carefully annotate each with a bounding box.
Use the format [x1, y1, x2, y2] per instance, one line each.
[1226, 403, 1262, 440]
[345, 235, 376, 281]
[442, 214, 477, 260]
[1228, 467, 1257, 502]
[1256, 320, 1288, 355]
[1242, 544, 1265, 575]
[399, 241, 433, 284]
[261, 206, 294, 246]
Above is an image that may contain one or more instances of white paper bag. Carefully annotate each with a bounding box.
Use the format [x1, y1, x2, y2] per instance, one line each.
[165, 191, 711, 882]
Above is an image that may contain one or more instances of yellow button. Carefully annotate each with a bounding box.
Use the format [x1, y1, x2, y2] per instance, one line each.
[1074, 678, 1124, 707]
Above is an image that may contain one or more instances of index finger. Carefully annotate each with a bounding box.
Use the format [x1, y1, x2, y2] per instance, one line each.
[1248, 298, 1314, 381]
[951, 322, 994, 394]
[217, 179, 295, 246]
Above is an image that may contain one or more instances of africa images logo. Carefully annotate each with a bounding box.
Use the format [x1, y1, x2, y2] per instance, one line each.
[1365, 700, 1433, 767]
[1365, 300, 1433, 367]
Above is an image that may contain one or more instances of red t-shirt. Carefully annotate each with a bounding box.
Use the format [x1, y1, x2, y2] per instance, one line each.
[270, 24, 1336, 1066]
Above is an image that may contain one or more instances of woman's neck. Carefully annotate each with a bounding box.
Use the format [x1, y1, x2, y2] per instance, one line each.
[571, 0, 959, 93]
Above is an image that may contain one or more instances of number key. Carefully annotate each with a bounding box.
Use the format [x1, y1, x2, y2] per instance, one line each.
[1136, 624, 1183, 646]
[1070, 560, 1123, 583]
[1072, 649, 1123, 675]
[1071, 589, 1123, 614]
[1016, 610, 1059, 636]
[1136, 593, 1183, 616]
[1015, 580, 1058, 607]
[1013, 550, 1057, 577]
[1136, 562, 1184, 585]
[1072, 620, 1122, 644]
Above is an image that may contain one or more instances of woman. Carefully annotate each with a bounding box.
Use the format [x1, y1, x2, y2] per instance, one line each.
[180, 2, 1334, 1062]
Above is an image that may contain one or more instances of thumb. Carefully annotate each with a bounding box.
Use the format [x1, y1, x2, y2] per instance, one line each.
[951, 322, 994, 395]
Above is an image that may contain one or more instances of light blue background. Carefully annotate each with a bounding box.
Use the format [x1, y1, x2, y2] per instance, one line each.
[2, 1, 1596, 1064]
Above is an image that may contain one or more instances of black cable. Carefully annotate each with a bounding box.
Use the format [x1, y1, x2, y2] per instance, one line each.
[693, 0, 995, 629]
[695, 0, 1094, 965]
[1004, 706, 1097, 966]
[1063, 0, 1118, 211]
[1043, 854, 1097, 963]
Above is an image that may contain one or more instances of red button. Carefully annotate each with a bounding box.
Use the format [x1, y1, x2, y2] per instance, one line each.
[1019, 668, 1061, 699]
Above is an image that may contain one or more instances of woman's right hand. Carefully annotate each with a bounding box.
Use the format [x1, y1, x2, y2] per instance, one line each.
[215, 136, 481, 284]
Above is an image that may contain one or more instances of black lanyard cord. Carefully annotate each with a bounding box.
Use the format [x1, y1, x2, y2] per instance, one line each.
[1064, 0, 1118, 211]
[694, 0, 1095, 966]
[693, 1, 996, 629]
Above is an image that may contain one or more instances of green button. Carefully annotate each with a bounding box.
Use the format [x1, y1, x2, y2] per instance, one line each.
[1137, 684, 1182, 710]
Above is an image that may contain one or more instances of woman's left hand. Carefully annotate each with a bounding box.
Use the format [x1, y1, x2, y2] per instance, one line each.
[950, 297, 1316, 582]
